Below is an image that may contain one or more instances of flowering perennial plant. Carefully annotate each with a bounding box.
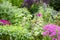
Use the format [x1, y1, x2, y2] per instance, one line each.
[43, 24, 60, 40]
[0, 20, 11, 25]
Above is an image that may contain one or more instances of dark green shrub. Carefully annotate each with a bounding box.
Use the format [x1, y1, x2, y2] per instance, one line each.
[29, 4, 39, 14]
[22, 0, 40, 14]
[49, 0, 60, 11]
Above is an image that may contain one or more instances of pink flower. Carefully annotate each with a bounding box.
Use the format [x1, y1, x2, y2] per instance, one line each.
[43, 24, 57, 31]
[37, 13, 42, 17]
[57, 27, 60, 31]
[49, 32, 56, 37]
[43, 24, 58, 36]
[0, 19, 11, 25]
[43, 24, 60, 40]
[43, 31, 49, 36]
[57, 32, 60, 40]
[52, 38, 57, 40]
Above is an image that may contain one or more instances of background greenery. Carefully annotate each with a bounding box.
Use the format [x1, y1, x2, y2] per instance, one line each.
[49, 0, 60, 11]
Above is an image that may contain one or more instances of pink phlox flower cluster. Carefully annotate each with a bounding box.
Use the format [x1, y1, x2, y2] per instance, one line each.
[0, 19, 11, 25]
[43, 24, 57, 36]
[43, 24, 60, 40]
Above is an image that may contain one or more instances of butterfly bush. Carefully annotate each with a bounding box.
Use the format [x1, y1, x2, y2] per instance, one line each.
[0, 20, 11, 25]
[43, 24, 60, 40]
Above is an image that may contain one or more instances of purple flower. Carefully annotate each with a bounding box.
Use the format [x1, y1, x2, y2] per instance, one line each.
[24, 0, 33, 7]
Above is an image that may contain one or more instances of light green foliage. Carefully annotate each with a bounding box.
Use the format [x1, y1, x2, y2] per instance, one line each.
[38, 5, 55, 24]
[0, 0, 24, 7]
[30, 13, 44, 40]
[0, 1, 32, 26]
[8, 0, 24, 7]
[0, 25, 34, 40]
[54, 13, 60, 26]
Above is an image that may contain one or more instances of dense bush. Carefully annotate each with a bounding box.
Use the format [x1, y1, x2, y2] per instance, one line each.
[0, 0, 24, 7]
[54, 13, 60, 26]
[0, 25, 44, 40]
[0, 25, 34, 40]
[38, 5, 54, 23]
[49, 0, 60, 11]
[8, 0, 24, 7]
[0, 1, 32, 26]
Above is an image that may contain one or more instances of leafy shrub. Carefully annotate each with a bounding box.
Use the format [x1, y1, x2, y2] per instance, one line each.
[8, 0, 24, 7]
[49, 0, 60, 11]
[0, 0, 24, 7]
[30, 13, 44, 40]
[54, 13, 60, 26]
[0, 25, 34, 40]
[0, 1, 32, 26]
[29, 4, 40, 14]
[38, 5, 57, 23]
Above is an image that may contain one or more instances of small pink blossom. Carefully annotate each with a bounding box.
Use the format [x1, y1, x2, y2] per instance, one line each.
[0, 19, 11, 25]
[37, 13, 42, 17]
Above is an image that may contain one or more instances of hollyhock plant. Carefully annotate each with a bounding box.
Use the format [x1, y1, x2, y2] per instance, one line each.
[43, 24, 60, 40]
[0, 20, 11, 25]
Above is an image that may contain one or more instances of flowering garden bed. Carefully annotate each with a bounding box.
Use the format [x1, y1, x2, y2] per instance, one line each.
[0, 0, 60, 40]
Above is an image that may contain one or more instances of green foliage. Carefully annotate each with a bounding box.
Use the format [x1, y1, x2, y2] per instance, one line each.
[0, 0, 24, 7]
[8, 0, 24, 7]
[54, 13, 60, 26]
[0, 0, 2, 2]
[0, 25, 44, 40]
[29, 4, 40, 14]
[0, 25, 34, 40]
[0, 1, 32, 26]
[43, 36, 52, 40]
[49, 0, 60, 11]
[38, 5, 55, 24]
